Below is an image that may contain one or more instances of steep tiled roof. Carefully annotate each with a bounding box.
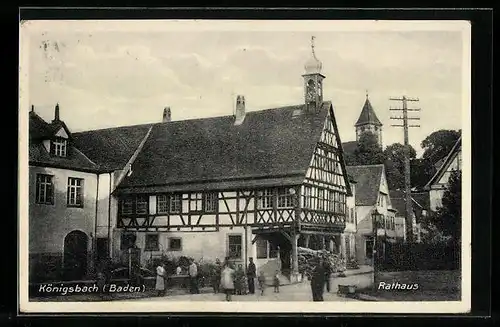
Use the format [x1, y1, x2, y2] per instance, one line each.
[29, 112, 98, 172]
[424, 136, 462, 189]
[117, 102, 338, 192]
[72, 124, 153, 171]
[346, 164, 384, 206]
[354, 97, 382, 127]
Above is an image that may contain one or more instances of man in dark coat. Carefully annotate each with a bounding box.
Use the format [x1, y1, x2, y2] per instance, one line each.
[310, 257, 326, 301]
[247, 257, 257, 294]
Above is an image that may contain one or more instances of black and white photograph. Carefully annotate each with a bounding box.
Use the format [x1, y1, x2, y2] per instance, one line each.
[19, 19, 471, 313]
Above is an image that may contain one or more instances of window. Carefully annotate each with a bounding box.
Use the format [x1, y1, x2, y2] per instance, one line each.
[136, 195, 149, 214]
[189, 193, 203, 212]
[67, 177, 84, 207]
[145, 234, 159, 251]
[157, 194, 168, 214]
[304, 186, 312, 209]
[120, 233, 136, 250]
[350, 208, 355, 224]
[168, 237, 182, 251]
[318, 189, 325, 211]
[121, 197, 134, 215]
[170, 194, 182, 213]
[256, 239, 268, 259]
[35, 174, 54, 205]
[204, 192, 218, 212]
[258, 189, 274, 209]
[50, 137, 67, 157]
[366, 238, 374, 259]
[120, 195, 149, 215]
[228, 235, 242, 259]
[277, 188, 294, 208]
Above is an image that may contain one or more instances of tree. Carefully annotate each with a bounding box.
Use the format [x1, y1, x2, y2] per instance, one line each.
[421, 129, 461, 165]
[430, 169, 462, 246]
[350, 131, 385, 165]
[410, 158, 436, 190]
[383, 143, 417, 190]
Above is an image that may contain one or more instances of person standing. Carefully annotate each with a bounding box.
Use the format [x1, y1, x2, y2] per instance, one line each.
[212, 258, 222, 294]
[155, 263, 166, 297]
[220, 262, 235, 301]
[247, 257, 256, 294]
[188, 259, 199, 294]
[324, 257, 332, 293]
[257, 271, 266, 296]
[273, 270, 280, 293]
[310, 258, 326, 301]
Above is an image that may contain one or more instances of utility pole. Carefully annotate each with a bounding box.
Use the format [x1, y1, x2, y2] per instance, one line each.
[389, 96, 420, 244]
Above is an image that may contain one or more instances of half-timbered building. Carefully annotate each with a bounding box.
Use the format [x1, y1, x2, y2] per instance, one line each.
[108, 43, 353, 282]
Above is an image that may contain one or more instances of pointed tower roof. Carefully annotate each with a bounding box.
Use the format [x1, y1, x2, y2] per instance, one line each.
[354, 92, 383, 127]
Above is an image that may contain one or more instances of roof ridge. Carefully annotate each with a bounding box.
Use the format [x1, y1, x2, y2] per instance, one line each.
[73, 122, 155, 134]
[347, 164, 384, 168]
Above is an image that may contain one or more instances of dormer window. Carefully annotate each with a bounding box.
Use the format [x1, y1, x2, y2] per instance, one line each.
[51, 137, 67, 157]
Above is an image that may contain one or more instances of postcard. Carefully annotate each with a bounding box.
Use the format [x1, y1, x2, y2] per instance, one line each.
[19, 18, 471, 313]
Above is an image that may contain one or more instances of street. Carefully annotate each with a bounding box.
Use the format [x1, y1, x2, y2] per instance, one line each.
[123, 272, 371, 302]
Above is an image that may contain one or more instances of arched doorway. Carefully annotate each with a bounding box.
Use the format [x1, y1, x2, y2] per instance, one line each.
[63, 230, 88, 280]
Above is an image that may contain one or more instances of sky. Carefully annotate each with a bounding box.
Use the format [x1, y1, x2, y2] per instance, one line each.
[21, 20, 467, 157]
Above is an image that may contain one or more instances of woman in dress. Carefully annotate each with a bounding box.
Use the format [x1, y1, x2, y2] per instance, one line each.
[155, 263, 166, 296]
[220, 262, 235, 301]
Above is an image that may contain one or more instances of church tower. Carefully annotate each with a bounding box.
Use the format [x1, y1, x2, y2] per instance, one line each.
[355, 91, 383, 147]
[302, 36, 325, 113]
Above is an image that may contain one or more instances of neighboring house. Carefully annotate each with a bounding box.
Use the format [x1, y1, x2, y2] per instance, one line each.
[29, 103, 155, 282]
[424, 136, 462, 211]
[342, 175, 357, 261]
[389, 190, 429, 243]
[346, 164, 396, 265]
[101, 44, 351, 282]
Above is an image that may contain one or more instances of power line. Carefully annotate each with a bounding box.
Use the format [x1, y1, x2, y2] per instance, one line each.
[389, 95, 421, 244]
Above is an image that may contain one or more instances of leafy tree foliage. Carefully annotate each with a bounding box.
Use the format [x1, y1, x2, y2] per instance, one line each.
[429, 169, 462, 245]
[349, 131, 385, 165]
[421, 129, 461, 165]
[383, 143, 416, 190]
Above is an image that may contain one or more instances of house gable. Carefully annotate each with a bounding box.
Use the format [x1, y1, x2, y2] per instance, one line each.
[303, 104, 350, 194]
[425, 136, 462, 190]
[54, 127, 69, 139]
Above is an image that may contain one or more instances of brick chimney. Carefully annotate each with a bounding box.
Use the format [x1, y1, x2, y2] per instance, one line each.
[234, 95, 245, 125]
[52, 103, 60, 123]
[162, 107, 171, 123]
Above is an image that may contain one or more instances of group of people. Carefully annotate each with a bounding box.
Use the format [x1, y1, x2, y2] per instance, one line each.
[155, 258, 200, 296]
[155, 256, 332, 302]
[212, 257, 276, 301]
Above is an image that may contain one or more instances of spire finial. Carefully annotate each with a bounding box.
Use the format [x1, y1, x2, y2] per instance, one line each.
[311, 35, 316, 57]
[366, 89, 369, 99]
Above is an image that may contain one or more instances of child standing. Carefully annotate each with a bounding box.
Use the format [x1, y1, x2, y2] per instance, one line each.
[257, 271, 266, 296]
[273, 270, 280, 293]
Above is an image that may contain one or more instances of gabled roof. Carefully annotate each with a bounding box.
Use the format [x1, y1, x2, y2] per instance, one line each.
[116, 102, 338, 193]
[346, 164, 384, 206]
[29, 112, 98, 172]
[72, 124, 154, 171]
[424, 136, 462, 189]
[29, 111, 72, 141]
[354, 97, 382, 127]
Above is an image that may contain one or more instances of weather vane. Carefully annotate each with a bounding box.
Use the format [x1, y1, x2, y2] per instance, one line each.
[311, 36, 316, 56]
